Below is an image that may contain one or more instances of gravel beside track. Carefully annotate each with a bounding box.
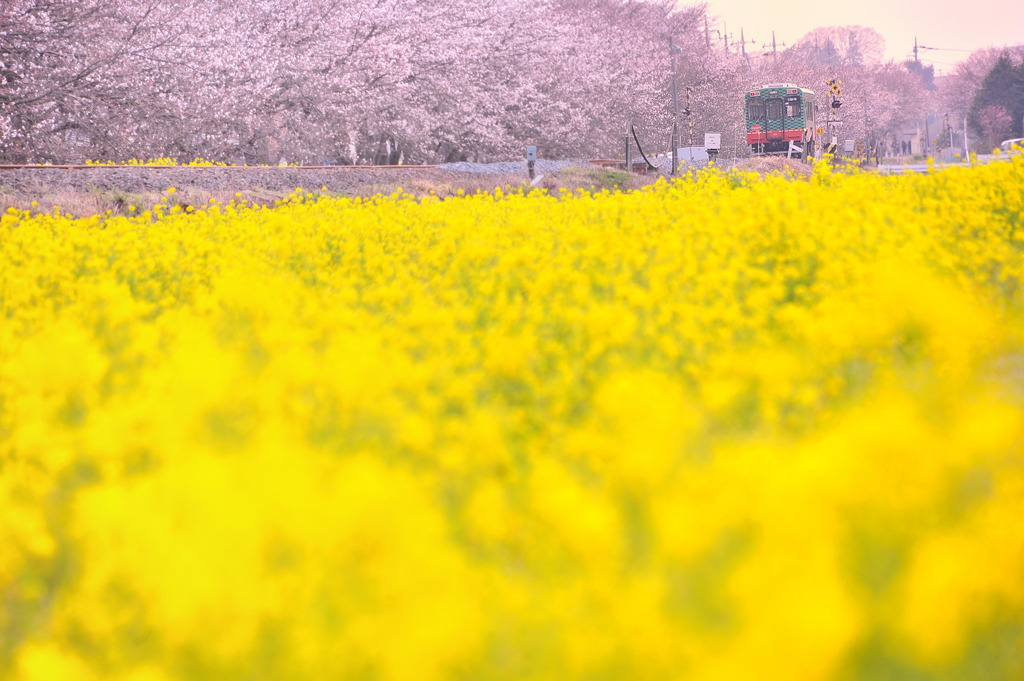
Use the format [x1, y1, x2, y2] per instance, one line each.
[437, 159, 596, 174]
[0, 165, 467, 194]
[0, 159, 601, 194]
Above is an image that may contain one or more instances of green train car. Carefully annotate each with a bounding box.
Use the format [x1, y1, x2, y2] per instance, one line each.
[745, 83, 816, 158]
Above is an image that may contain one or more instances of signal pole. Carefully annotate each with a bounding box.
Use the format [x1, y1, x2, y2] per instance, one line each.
[825, 78, 843, 154]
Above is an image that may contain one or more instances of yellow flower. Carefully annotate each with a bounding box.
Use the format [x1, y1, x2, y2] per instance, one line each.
[1, 153, 1023, 680]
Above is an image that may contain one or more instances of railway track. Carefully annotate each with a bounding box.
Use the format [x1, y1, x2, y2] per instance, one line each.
[0, 164, 438, 170]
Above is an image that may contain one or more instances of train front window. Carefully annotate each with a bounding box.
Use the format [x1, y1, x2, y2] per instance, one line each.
[748, 99, 765, 121]
[784, 97, 801, 117]
[766, 99, 783, 120]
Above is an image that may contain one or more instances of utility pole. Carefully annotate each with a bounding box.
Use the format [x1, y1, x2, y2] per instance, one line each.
[669, 38, 681, 174]
[724, 23, 729, 51]
[865, 104, 875, 164]
[772, 31, 778, 65]
[735, 29, 755, 65]
[685, 86, 694, 147]
[704, 16, 710, 50]
[914, 36, 919, 63]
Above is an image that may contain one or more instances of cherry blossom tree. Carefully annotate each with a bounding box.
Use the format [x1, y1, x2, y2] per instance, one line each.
[976, 104, 1013, 147]
[0, 0, 192, 161]
[789, 26, 886, 67]
[0, 0, 733, 163]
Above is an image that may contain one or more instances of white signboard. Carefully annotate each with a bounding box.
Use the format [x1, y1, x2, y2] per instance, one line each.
[677, 147, 709, 163]
[704, 133, 721, 150]
[843, 139, 856, 153]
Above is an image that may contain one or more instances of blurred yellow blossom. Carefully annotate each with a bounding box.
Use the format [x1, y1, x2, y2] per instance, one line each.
[2, 157, 1024, 680]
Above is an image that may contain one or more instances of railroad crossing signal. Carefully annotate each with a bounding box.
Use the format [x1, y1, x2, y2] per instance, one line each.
[827, 79, 843, 109]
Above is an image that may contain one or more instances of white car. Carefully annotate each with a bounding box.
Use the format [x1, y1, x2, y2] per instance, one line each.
[999, 138, 1024, 152]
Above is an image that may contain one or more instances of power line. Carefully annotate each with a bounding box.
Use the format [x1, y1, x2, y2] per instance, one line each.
[904, 54, 960, 67]
[918, 45, 973, 52]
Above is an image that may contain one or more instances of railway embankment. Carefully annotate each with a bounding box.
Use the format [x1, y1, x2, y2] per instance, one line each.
[0, 160, 646, 216]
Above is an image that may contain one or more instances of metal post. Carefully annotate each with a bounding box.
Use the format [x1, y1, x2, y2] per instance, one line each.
[672, 123, 678, 175]
[924, 115, 930, 157]
[963, 116, 970, 159]
[625, 119, 633, 172]
[685, 87, 694, 147]
[825, 103, 833, 156]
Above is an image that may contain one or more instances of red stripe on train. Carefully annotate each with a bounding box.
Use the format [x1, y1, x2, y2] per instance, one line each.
[747, 129, 805, 144]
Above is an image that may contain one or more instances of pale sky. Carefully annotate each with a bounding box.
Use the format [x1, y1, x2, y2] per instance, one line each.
[701, 0, 1024, 73]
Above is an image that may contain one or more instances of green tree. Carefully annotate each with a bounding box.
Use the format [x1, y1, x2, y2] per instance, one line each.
[905, 60, 936, 91]
[969, 53, 1024, 147]
[846, 30, 864, 67]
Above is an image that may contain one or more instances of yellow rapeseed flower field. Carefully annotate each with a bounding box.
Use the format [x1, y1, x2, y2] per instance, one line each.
[85, 158, 238, 166]
[2, 159, 1023, 681]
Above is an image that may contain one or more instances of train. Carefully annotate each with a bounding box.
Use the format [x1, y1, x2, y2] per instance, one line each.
[744, 83, 816, 159]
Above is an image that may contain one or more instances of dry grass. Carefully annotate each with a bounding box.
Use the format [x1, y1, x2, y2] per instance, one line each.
[0, 166, 662, 218]
[0, 186, 284, 218]
[731, 156, 814, 176]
